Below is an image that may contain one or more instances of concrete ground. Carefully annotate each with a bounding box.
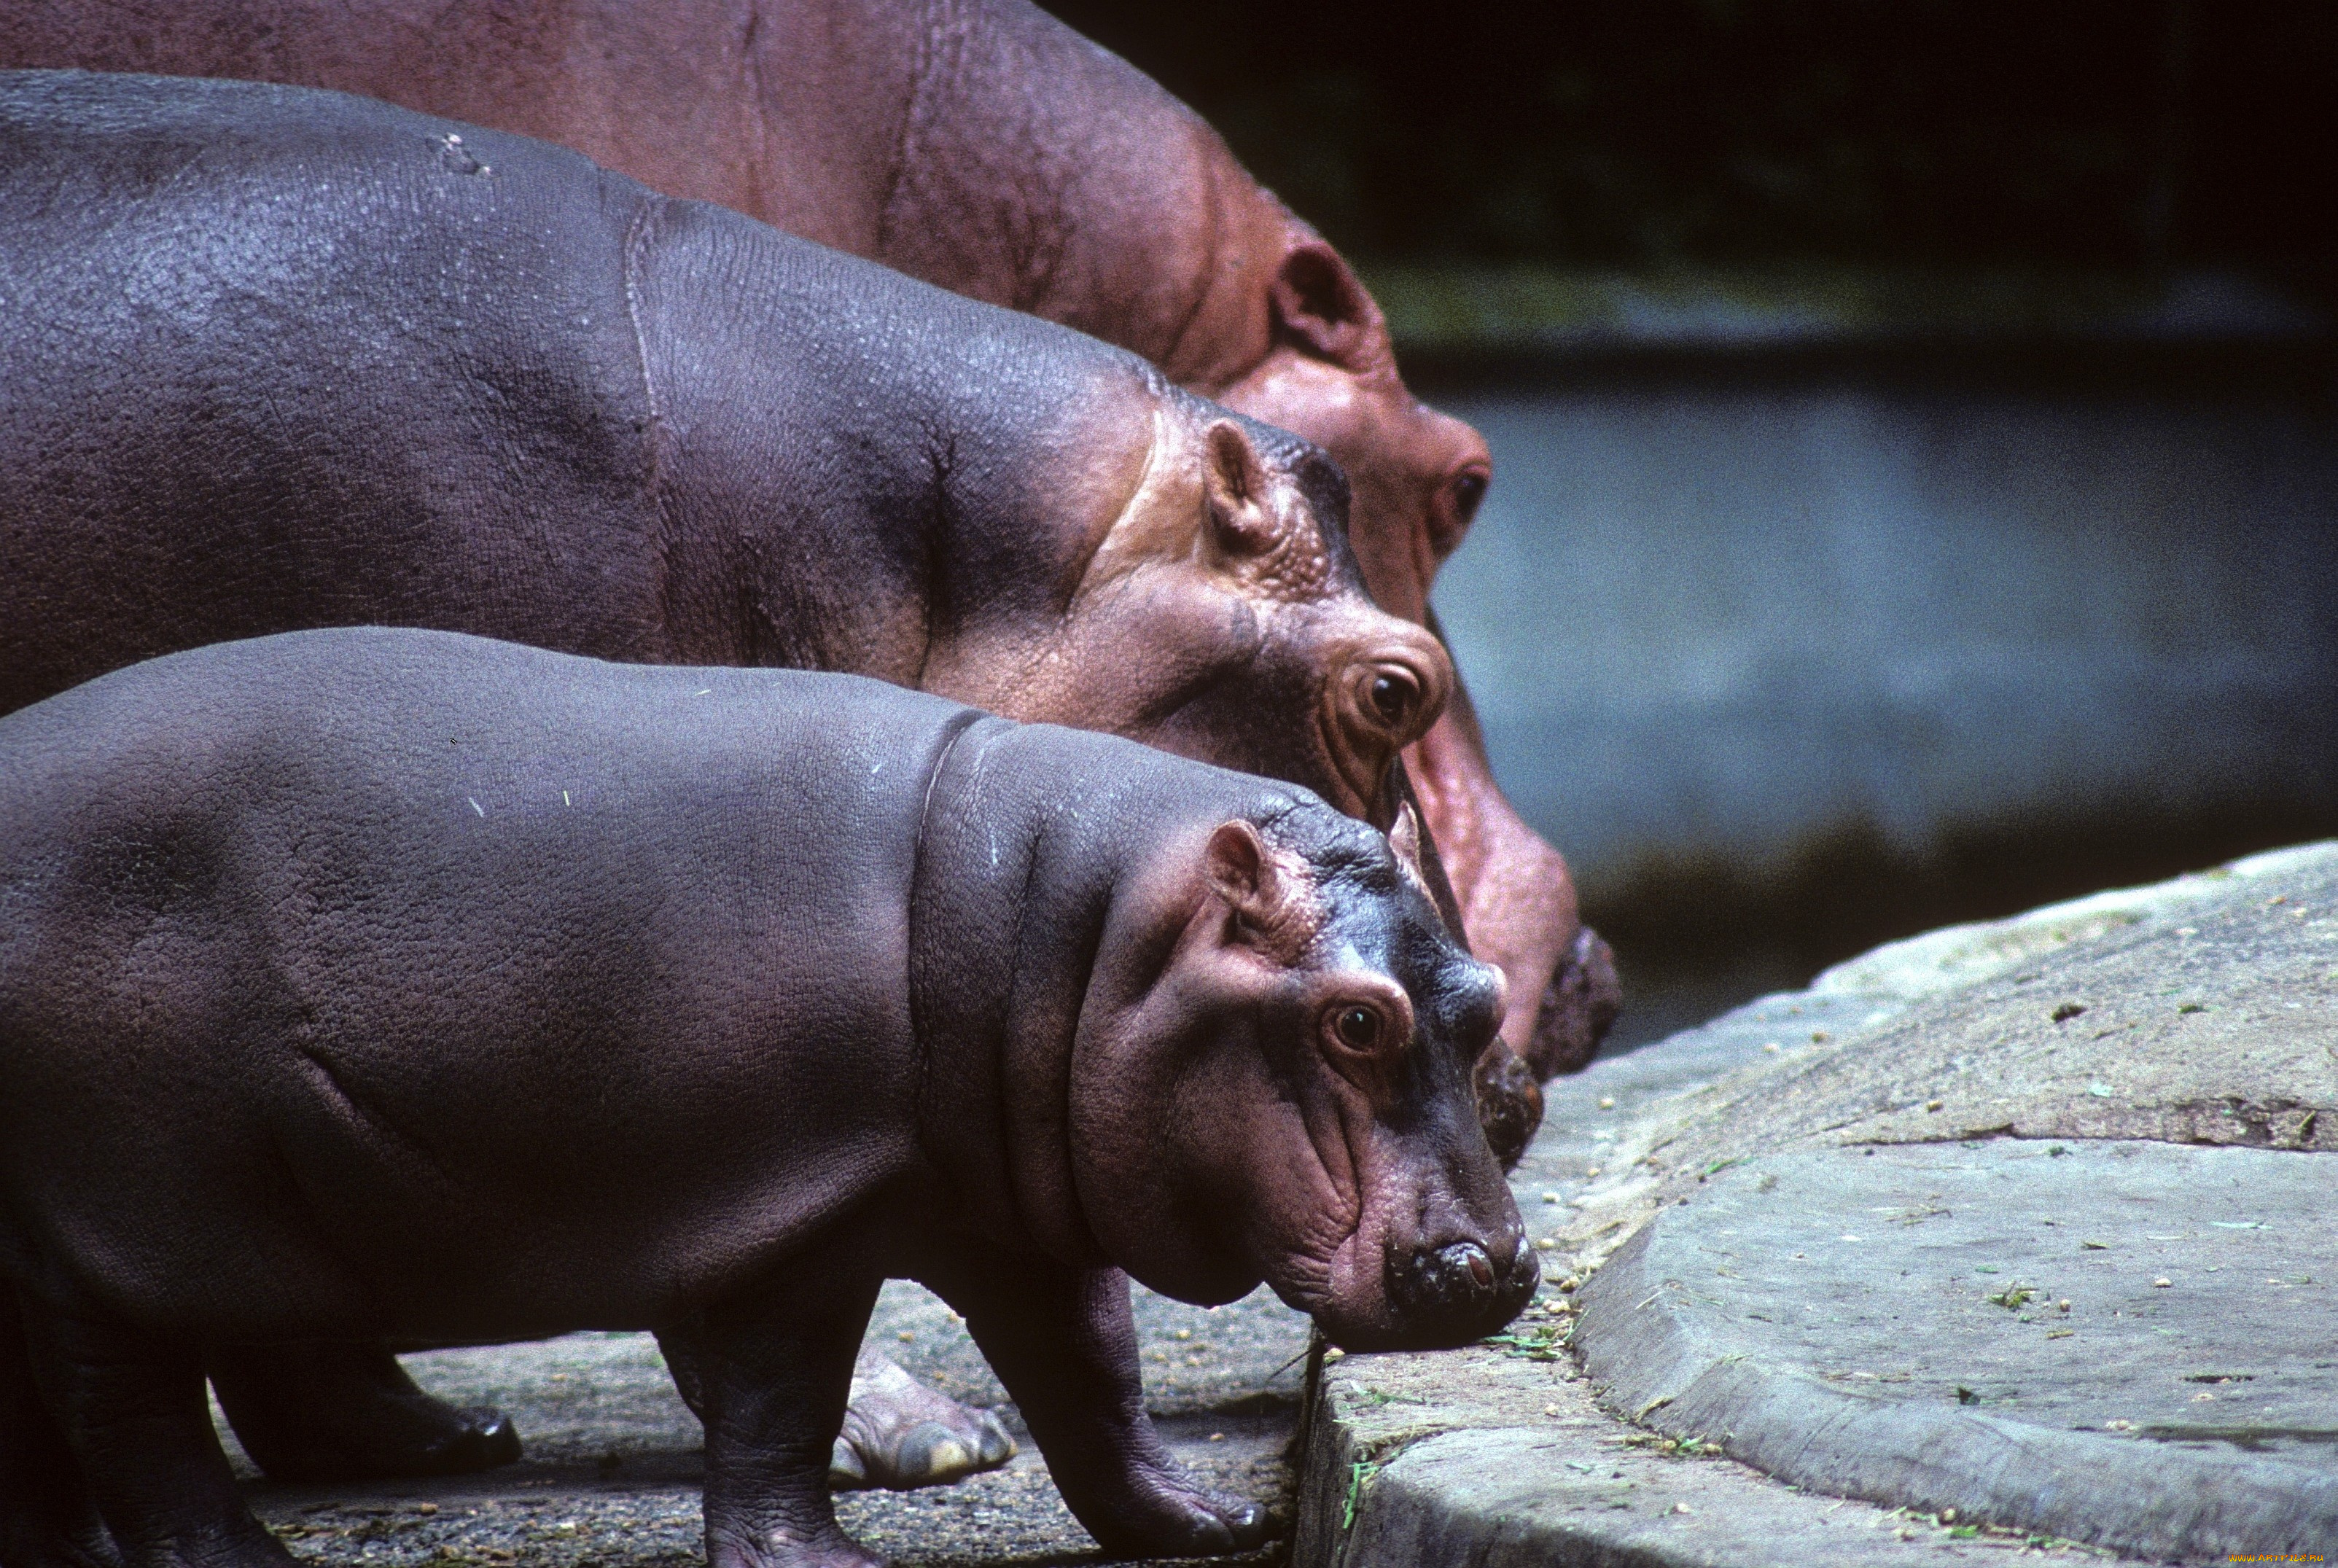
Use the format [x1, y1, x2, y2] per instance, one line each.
[227, 1280, 1313, 1568]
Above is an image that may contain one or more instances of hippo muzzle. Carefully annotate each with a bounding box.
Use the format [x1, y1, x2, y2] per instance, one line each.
[1386, 1234, 1541, 1343]
[1297, 1105, 1539, 1352]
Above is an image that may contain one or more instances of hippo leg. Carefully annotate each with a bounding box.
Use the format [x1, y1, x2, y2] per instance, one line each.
[16, 1301, 292, 1568]
[663, 1333, 1013, 1494]
[923, 1254, 1267, 1559]
[658, 1275, 884, 1568]
[1, 1291, 119, 1568]
[205, 1343, 521, 1483]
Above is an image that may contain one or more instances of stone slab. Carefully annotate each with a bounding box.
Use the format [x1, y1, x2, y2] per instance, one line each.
[1539, 840, 2338, 1284]
[1519, 983, 1917, 1273]
[1294, 1335, 2118, 1567]
[1573, 1140, 2338, 1562]
[1293, 841, 2338, 1568]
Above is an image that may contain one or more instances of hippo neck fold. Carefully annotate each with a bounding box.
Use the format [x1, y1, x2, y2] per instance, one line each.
[903, 717, 1269, 1267]
[626, 195, 1160, 687]
[905, 715, 1106, 1265]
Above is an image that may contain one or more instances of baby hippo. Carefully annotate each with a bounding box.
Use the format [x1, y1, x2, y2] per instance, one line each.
[0, 630, 1535, 1568]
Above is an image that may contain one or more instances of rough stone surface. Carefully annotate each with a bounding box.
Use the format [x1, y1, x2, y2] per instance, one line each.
[1294, 1338, 2110, 1567]
[1575, 1142, 2338, 1562]
[220, 1281, 1311, 1567]
[1543, 840, 2338, 1284]
[1295, 841, 2338, 1567]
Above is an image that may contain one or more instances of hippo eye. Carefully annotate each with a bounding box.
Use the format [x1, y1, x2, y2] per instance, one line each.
[1334, 1006, 1382, 1051]
[1447, 470, 1488, 528]
[1369, 670, 1418, 729]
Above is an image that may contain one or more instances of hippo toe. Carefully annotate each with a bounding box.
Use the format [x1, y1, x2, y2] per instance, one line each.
[827, 1349, 1016, 1491]
[1079, 1462, 1272, 1559]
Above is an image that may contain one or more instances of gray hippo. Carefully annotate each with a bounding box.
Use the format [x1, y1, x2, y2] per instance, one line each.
[0, 71, 1447, 838]
[0, 69, 1473, 1492]
[0, 0, 1618, 1090]
[0, 628, 1535, 1568]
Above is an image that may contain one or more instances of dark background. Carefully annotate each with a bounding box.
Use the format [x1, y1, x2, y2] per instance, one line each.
[1044, 0, 2331, 290]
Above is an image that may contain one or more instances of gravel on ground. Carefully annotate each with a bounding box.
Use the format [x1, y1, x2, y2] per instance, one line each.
[224, 1279, 1313, 1567]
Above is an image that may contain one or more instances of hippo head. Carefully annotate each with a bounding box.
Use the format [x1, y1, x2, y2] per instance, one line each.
[1069, 800, 1536, 1351]
[1212, 240, 1492, 625]
[927, 380, 1451, 830]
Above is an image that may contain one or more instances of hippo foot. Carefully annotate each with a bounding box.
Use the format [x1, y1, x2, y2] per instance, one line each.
[1525, 925, 1621, 1080]
[826, 1349, 1016, 1491]
[1080, 1459, 1270, 1559]
[1472, 1042, 1545, 1170]
[207, 1343, 523, 1484]
[709, 1524, 883, 1568]
[0, 1516, 119, 1568]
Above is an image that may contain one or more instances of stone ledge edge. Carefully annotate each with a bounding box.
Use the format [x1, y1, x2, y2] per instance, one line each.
[1572, 1211, 2338, 1562]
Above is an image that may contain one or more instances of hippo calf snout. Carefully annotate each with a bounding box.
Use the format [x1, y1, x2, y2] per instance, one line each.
[1384, 1222, 1538, 1345]
[1394, 1241, 1496, 1314]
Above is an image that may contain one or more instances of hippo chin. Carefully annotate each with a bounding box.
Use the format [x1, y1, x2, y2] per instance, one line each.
[0, 629, 1531, 1568]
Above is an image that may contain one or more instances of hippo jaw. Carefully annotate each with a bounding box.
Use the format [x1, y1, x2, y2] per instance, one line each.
[1293, 1107, 1540, 1353]
[1067, 812, 1532, 1351]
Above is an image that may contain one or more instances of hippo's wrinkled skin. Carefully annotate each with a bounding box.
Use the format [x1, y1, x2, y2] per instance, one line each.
[0, 73, 1447, 836]
[0, 629, 1537, 1568]
[0, 0, 1616, 1084]
[0, 69, 1468, 1494]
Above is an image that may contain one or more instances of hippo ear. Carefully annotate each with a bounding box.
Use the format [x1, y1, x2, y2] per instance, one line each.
[1205, 820, 1321, 960]
[1269, 242, 1381, 370]
[1204, 421, 1280, 558]
[1387, 802, 1436, 902]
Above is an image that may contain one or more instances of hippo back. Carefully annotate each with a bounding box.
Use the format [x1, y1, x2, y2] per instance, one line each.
[0, 70, 1162, 714]
[0, 631, 957, 1330]
[0, 71, 668, 704]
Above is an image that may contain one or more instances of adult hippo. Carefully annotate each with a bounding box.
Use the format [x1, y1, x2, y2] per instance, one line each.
[0, 70, 1453, 832]
[0, 70, 1462, 1492]
[0, 0, 1618, 1086]
[0, 628, 1537, 1568]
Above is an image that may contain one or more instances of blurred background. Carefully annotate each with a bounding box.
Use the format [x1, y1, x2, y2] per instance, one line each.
[1051, 0, 2338, 1047]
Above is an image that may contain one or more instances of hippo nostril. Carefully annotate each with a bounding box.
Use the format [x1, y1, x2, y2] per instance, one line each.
[1390, 1240, 1500, 1319]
